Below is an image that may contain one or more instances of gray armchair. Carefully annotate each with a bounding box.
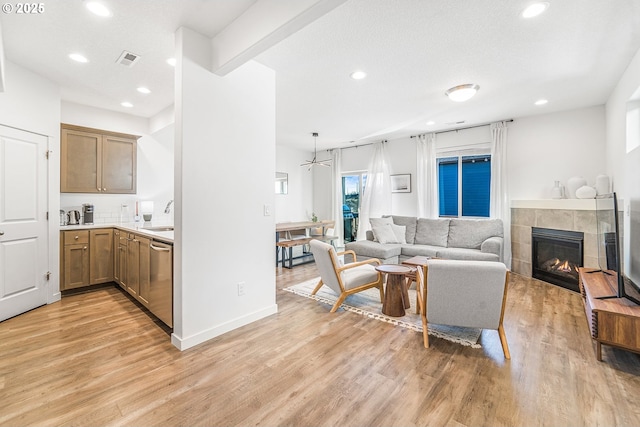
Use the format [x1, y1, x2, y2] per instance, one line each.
[309, 239, 384, 313]
[417, 259, 511, 359]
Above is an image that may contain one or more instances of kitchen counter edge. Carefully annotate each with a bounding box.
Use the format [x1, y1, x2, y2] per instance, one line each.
[60, 223, 174, 244]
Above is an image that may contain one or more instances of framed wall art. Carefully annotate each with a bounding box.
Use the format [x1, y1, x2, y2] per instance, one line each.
[391, 174, 411, 193]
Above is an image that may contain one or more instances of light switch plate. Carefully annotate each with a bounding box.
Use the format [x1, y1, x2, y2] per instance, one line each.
[264, 204, 271, 216]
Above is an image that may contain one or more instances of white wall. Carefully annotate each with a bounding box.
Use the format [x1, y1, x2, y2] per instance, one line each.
[275, 145, 313, 222]
[0, 60, 61, 303]
[60, 102, 174, 224]
[313, 106, 607, 220]
[508, 106, 606, 200]
[174, 27, 277, 350]
[606, 46, 640, 280]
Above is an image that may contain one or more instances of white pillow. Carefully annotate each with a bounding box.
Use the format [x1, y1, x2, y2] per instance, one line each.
[372, 223, 401, 244]
[390, 224, 407, 244]
[370, 217, 393, 242]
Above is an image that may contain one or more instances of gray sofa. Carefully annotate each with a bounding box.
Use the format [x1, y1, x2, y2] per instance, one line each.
[345, 215, 504, 264]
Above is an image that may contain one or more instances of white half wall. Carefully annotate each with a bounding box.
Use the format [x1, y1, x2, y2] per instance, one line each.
[0, 60, 61, 304]
[173, 27, 277, 350]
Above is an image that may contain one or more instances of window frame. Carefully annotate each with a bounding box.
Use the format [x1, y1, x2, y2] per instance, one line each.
[436, 146, 492, 218]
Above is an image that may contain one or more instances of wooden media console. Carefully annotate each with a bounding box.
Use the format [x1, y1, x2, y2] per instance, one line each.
[578, 268, 640, 361]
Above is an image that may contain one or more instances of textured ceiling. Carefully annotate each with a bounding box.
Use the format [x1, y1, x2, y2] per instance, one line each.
[2, 0, 640, 150]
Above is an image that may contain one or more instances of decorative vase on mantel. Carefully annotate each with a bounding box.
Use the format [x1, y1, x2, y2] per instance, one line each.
[567, 176, 587, 199]
[551, 180, 564, 199]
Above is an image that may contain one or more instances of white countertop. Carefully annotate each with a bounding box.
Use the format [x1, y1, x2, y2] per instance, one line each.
[60, 222, 174, 243]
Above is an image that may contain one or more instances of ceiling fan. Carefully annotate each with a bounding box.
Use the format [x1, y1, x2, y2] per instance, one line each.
[300, 132, 332, 170]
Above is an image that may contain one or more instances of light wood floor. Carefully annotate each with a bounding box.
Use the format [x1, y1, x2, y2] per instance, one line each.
[2, 264, 640, 426]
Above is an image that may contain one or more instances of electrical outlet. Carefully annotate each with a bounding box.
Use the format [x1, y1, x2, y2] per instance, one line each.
[237, 281, 246, 296]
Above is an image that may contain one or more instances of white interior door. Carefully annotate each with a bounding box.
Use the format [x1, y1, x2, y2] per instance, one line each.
[0, 125, 48, 322]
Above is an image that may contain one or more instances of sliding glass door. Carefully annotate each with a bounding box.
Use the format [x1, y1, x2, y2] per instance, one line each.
[342, 172, 367, 242]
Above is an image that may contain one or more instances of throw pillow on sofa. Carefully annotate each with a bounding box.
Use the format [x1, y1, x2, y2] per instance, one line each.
[371, 223, 406, 244]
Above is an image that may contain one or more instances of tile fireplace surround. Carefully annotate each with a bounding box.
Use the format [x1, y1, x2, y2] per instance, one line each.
[511, 199, 603, 281]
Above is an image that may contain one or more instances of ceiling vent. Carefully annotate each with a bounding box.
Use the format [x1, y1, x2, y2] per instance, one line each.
[445, 120, 466, 125]
[116, 51, 141, 67]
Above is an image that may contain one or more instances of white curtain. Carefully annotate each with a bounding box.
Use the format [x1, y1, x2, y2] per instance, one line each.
[357, 141, 392, 240]
[330, 148, 344, 247]
[416, 133, 438, 218]
[490, 121, 512, 269]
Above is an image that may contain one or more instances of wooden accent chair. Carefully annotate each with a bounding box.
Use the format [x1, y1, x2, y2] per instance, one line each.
[416, 259, 511, 359]
[309, 240, 385, 313]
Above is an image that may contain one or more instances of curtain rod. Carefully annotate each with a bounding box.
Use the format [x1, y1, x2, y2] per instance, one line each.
[410, 119, 513, 139]
[332, 119, 514, 151]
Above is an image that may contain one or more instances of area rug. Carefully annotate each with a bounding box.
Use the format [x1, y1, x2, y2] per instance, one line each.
[283, 278, 482, 348]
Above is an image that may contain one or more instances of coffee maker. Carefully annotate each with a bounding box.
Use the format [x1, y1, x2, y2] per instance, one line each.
[82, 203, 94, 225]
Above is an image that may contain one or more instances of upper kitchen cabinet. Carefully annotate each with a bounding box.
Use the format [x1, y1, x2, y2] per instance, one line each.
[60, 124, 139, 194]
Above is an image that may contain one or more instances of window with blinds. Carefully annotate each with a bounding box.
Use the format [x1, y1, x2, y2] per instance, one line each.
[437, 154, 491, 217]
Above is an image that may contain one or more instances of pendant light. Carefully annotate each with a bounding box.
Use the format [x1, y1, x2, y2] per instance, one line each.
[300, 132, 331, 170]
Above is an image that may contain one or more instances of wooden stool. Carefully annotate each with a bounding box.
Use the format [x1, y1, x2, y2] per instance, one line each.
[375, 264, 413, 317]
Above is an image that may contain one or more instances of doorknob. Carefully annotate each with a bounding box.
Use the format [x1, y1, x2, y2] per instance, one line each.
[0, 231, 4, 235]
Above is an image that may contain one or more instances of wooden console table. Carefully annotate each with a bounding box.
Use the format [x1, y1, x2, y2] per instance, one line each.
[578, 268, 640, 361]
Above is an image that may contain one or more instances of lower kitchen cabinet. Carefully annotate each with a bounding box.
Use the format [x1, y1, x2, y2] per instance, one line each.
[61, 229, 113, 290]
[61, 227, 171, 328]
[89, 229, 113, 284]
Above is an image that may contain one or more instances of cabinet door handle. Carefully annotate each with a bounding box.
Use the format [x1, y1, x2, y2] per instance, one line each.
[0, 231, 4, 236]
[75, 235, 79, 240]
[83, 246, 87, 250]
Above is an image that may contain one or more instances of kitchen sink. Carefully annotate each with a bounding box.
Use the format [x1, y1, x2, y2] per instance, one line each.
[142, 226, 174, 232]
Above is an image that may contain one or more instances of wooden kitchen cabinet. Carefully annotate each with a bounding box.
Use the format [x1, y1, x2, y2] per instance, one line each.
[62, 231, 90, 290]
[127, 233, 140, 297]
[138, 236, 151, 306]
[89, 229, 113, 284]
[60, 124, 138, 194]
[114, 230, 128, 290]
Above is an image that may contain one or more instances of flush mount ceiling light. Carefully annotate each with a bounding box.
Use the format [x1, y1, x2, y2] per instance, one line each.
[167, 58, 176, 67]
[350, 70, 367, 80]
[137, 87, 151, 94]
[522, 2, 549, 18]
[426, 120, 435, 126]
[445, 84, 479, 102]
[69, 53, 88, 63]
[300, 132, 331, 170]
[121, 101, 133, 108]
[85, 1, 112, 17]
[534, 99, 548, 105]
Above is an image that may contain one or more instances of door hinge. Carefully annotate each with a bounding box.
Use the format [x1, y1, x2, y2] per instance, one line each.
[46, 211, 49, 220]
[45, 150, 52, 159]
[46, 271, 51, 281]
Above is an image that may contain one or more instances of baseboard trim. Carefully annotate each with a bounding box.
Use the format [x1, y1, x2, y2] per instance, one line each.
[171, 304, 278, 351]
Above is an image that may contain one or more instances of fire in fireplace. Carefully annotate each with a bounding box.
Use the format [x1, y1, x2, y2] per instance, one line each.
[531, 227, 584, 292]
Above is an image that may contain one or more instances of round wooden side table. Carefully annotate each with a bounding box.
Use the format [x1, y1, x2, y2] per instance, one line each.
[375, 264, 413, 317]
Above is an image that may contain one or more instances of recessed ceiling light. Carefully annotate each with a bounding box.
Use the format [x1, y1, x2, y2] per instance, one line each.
[535, 99, 548, 105]
[167, 58, 176, 67]
[522, 2, 549, 18]
[121, 102, 133, 108]
[426, 121, 435, 126]
[445, 84, 479, 102]
[69, 53, 88, 63]
[137, 87, 151, 94]
[85, 1, 112, 17]
[350, 71, 367, 80]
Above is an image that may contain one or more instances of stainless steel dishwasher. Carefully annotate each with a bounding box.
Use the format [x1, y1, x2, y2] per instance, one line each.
[149, 240, 173, 328]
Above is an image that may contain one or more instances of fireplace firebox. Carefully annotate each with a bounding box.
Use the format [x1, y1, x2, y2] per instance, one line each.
[531, 227, 584, 292]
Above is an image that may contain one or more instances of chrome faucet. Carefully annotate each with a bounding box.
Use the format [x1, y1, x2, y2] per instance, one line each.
[164, 200, 173, 214]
